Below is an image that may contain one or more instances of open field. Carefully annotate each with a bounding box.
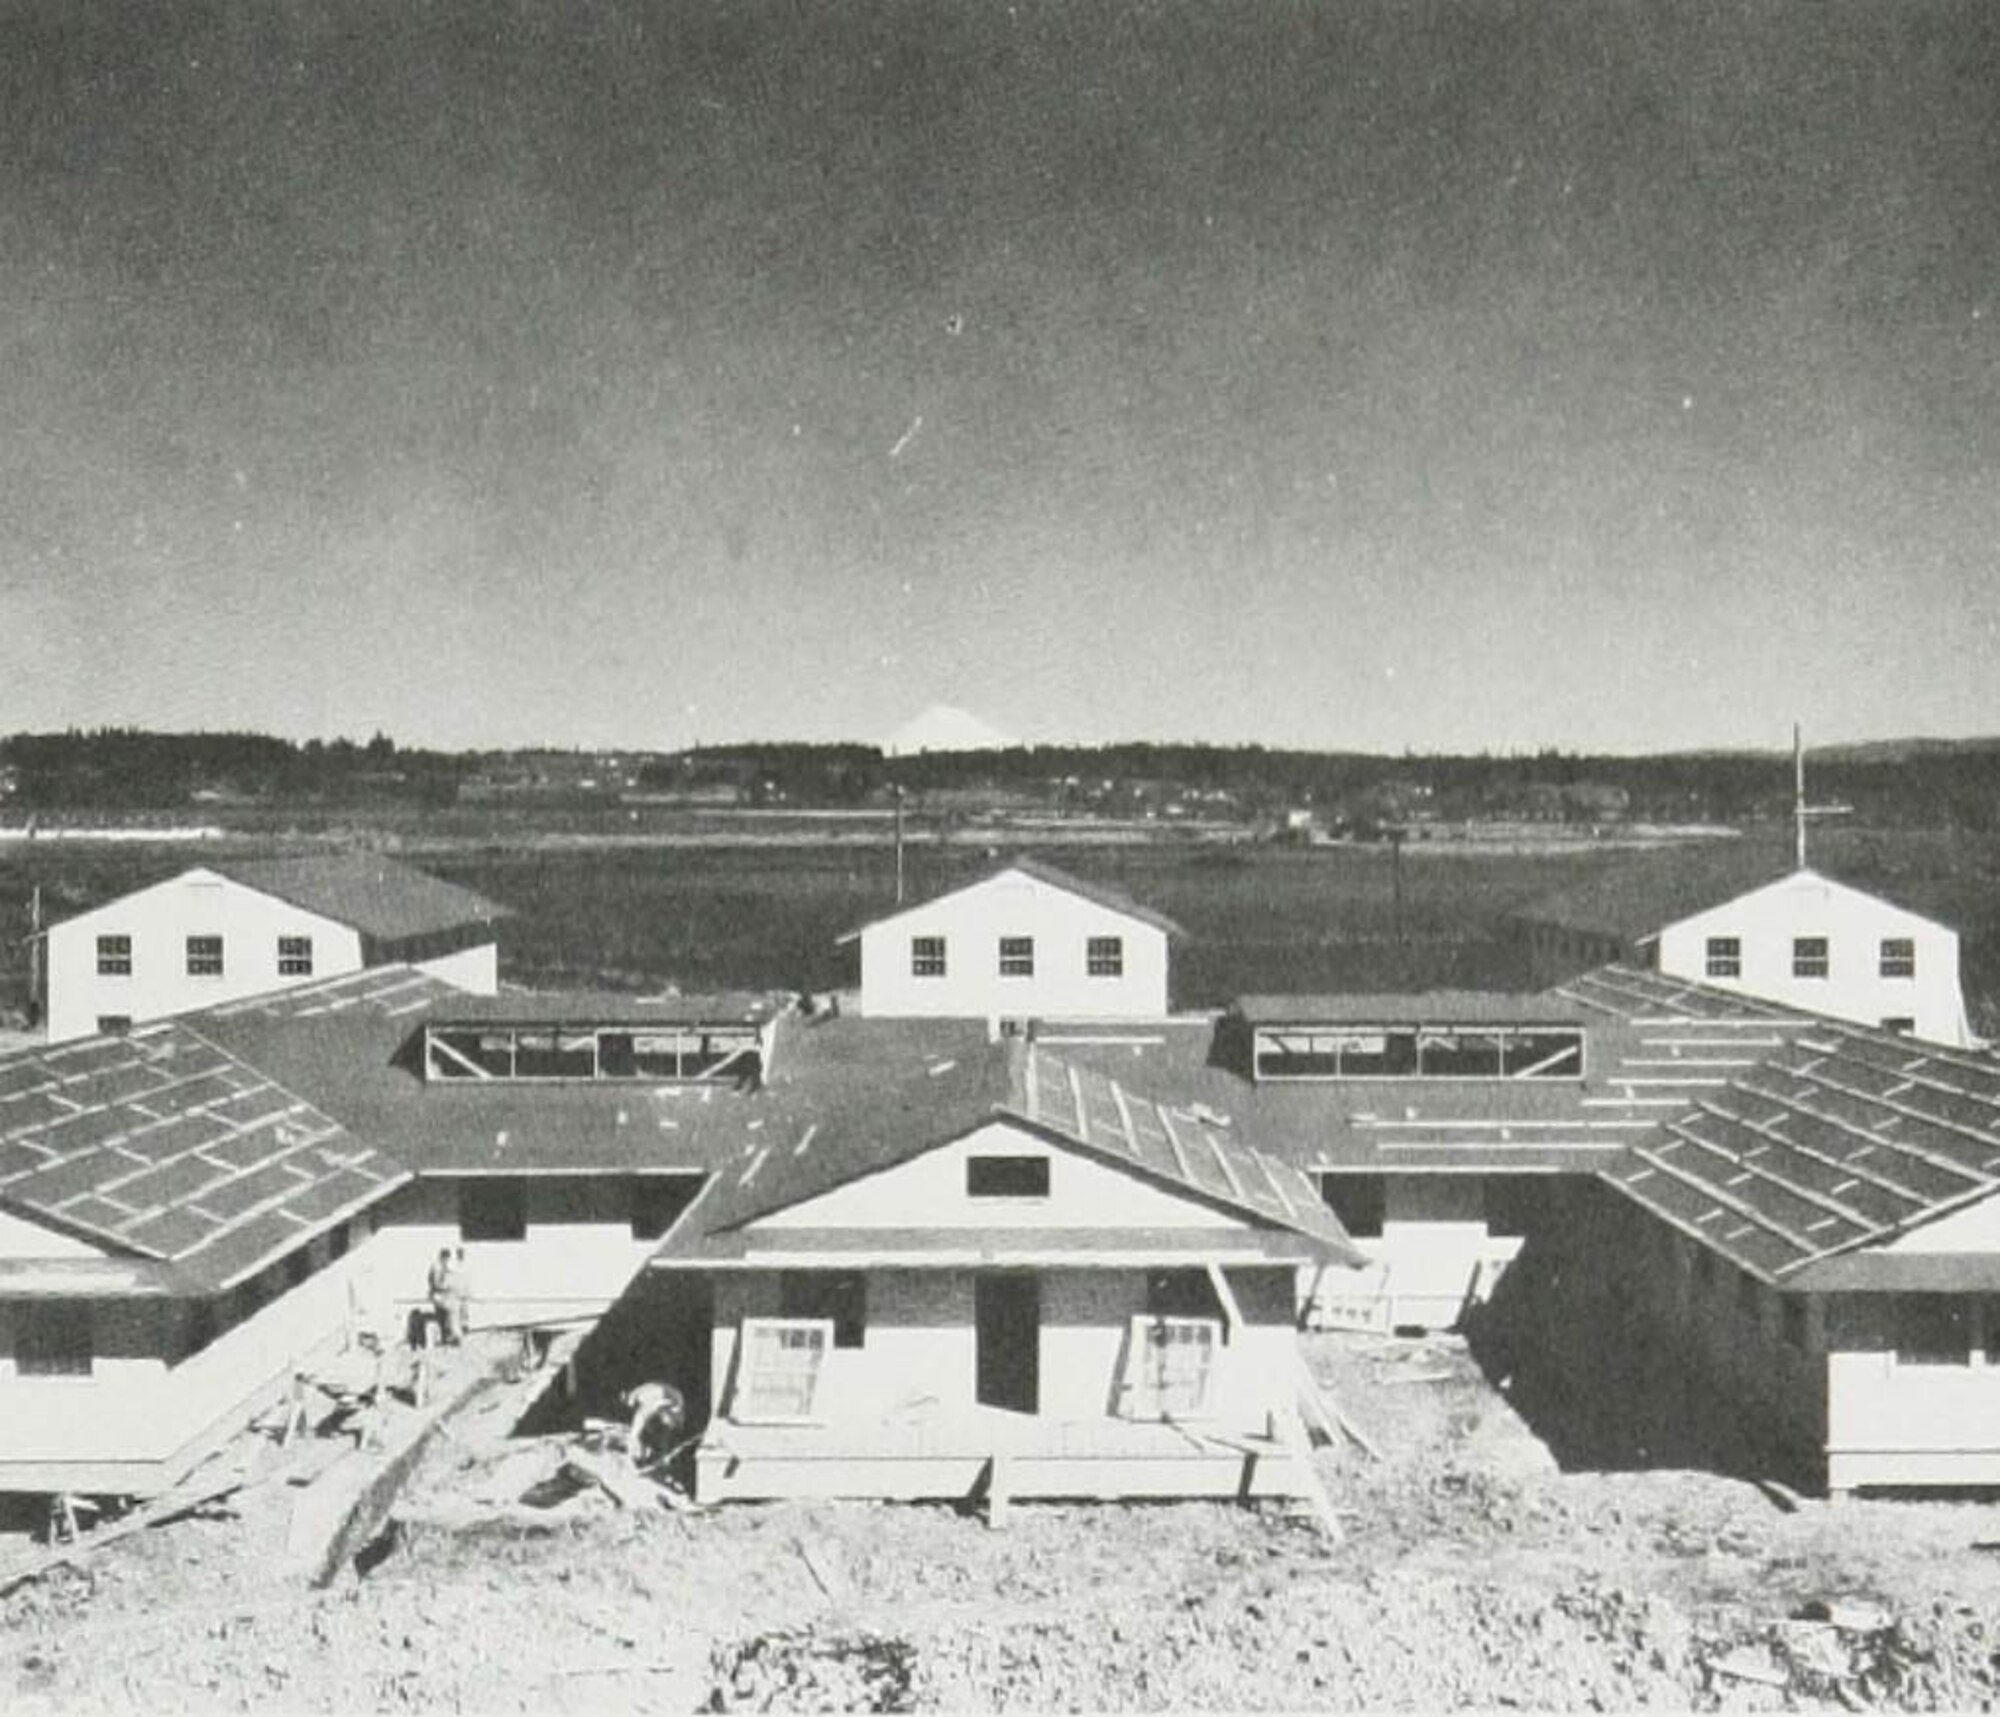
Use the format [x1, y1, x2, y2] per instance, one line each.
[4, 822, 1999, 1026]
[11, 1328, 2000, 1712]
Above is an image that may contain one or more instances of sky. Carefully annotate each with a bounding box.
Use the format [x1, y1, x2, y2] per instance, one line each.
[1, 0, 1996, 754]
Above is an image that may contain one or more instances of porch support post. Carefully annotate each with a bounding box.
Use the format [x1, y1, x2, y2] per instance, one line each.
[1204, 1263, 1244, 1339]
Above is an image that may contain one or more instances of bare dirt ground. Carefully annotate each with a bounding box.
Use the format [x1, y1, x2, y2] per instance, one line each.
[9, 1332, 2000, 1713]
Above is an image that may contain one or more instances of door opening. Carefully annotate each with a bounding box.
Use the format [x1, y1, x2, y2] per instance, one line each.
[974, 1273, 1040, 1414]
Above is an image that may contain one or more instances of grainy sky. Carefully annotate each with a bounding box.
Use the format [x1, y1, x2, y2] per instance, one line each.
[2, 1, 1996, 752]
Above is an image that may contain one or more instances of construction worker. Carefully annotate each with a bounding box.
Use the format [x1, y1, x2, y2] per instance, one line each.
[621, 1380, 687, 1468]
[451, 1246, 474, 1340]
[426, 1247, 458, 1346]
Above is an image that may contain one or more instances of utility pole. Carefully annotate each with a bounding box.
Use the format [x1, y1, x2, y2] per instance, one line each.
[893, 783, 906, 905]
[1387, 825, 1407, 944]
[27, 882, 42, 1029]
[1792, 723, 1852, 869]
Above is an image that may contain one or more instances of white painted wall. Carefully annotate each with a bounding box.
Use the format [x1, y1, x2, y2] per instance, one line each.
[756, 1122, 1246, 1232]
[1315, 1174, 1528, 1331]
[709, 1265, 1299, 1434]
[42, 869, 365, 1043]
[1655, 870, 1971, 1046]
[350, 1178, 691, 1330]
[854, 869, 1169, 1019]
[0, 1228, 373, 1494]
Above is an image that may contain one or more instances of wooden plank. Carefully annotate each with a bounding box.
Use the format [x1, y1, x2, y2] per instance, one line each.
[1065, 1063, 1090, 1144]
[1294, 1350, 1378, 1461]
[1204, 1263, 1244, 1339]
[1107, 1081, 1145, 1162]
[1155, 1106, 1193, 1181]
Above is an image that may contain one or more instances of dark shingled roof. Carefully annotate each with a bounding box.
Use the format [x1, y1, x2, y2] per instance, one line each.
[652, 1037, 1359, 1266]
[1605, 1014, 2000, 1285]
[0, 1021, 407, 1293]
[1045, 981, 1801, 1175]
[213, 853, 510, 942]
[835, 855, 1184, 943]
[201, 972, 1354, 1262]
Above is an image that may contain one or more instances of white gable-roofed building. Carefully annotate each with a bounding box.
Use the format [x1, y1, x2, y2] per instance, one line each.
[37, 853, 509, 1043]
[837, 857, 1180, 1021]
[1653, 868, 1969, 1047]
[650, 1035, 1360, 1506]
[1518, 844, 1975, 1048]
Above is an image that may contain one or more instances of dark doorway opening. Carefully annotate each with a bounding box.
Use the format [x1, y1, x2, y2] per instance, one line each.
[974, 1273, 1040, 1414]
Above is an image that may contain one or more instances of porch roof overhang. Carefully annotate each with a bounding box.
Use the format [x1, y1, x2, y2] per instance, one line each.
[648, 1224, 1346, 1271]
[1786, 1251, 2000, 1293]
[0, 1255, 181, 1298]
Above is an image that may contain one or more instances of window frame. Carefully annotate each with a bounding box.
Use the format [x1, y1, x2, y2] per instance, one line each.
[185, 934, 225, 978]
[95, 934, 132, 977]
[966, 1155, 1052, 1200]
[1792, 936, 1829, 979]
[1704, 936, 1741, 980]
[1879, 937, 1916, 980]
[730, 1317, 832, 1424]
[997, 935, 1035, 978]
[277, 934, 315, 977]
[1119, 1314, 1221, 1421]
[1086, 935, 1124, 978]
[909, 935, 946, 978]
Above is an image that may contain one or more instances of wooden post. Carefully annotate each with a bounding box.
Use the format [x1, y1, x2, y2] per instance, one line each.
[986, 1454, 1011, 1530]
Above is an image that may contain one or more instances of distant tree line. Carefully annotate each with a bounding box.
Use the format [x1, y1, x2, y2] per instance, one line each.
[6, 730, 1999, 830]
[0, 728, 462, 809]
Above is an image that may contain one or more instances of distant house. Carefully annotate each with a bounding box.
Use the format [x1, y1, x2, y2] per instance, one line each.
[36, 854, 509, 1042]
[651, 1036, 1359, 1506]
[836, 858, 1180, 1021]
[1517, 844, 1974, 1047]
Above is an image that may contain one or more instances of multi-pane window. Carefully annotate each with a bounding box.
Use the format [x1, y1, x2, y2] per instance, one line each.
[277, 935, 314, 976]
[1705, 936, 1741, 979]
[1792, 936, 1829, 979]
[731, 1318, 831, 1422]
[1254, 1024, 1583, 1082]
[186, 935, 224, 977]
[1880, 937, 1916, 979]
[998, 935, 1034, 977]
[15, 1303, 93, 1377]
[910, 935, 946, 978]
[780, 1270, 867, 1348]
[95, 935, 132, 977]
[1086, 935, 1124, 978]
[424, 1022, 762, 1084]
[1121, 1315, 1219, 1419]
